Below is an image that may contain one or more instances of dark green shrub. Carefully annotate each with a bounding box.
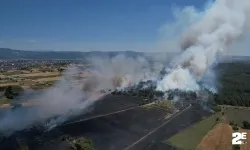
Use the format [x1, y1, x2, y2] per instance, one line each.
[242, 120, 250, 129]
[70, 137, 94, 150]
[230, 121, 234, 126]
[232, 145, 240, 150]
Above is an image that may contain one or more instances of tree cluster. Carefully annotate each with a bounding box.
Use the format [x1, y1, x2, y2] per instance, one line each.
[61, 135, 94, 150]
[3, 85, 24, 99]
[214, 61, 250, 107]
[111, 81, 198, 104]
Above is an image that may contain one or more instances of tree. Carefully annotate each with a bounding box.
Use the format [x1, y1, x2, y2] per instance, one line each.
[4, 86, 14, 99]
[242, 120, 250, 129]
[232, 125, 239, 131]
[57, 68, 65, 74]
[216, 117, 220, 122]
[4, 85, 23, 99]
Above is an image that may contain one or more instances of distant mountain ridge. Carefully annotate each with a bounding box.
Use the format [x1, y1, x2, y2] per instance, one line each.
[1, 48, 248, 61]
[0, 48, 145, 60]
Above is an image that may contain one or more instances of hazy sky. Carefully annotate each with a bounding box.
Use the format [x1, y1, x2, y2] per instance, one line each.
[0, 0, 207, 51]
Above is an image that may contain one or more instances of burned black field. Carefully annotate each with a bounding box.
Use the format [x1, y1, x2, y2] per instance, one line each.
[0, 94, 213, 150]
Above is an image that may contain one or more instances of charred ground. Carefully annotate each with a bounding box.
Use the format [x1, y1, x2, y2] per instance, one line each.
[0, 59, 250, 150]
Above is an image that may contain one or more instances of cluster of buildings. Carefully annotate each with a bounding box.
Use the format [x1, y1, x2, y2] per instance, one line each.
[0, 60, 83, 70]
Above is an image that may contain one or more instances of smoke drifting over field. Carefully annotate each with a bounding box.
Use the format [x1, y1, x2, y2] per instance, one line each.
[1, 0, 250, 135]
[0, 56, 160, 135]
[0, 67, 92, 135]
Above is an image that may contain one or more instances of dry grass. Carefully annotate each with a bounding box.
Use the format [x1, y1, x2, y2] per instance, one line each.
[0, 103, 11, 108]
[222, 106, 250, 127]
[0, 82, 19, 87]
[18, 72, 60, 77]
[196, 123, 233, 150]
[240, 129, 250, 150]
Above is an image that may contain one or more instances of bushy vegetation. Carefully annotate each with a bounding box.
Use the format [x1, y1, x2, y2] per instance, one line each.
[0, 97, 10, 104]
[214, 61, 250, 106]
[111, 81, 198, 103]
[61, 135, 94, 150]
[3, 85, 24, 99]
[30, 81, 55, 89]
[70, 137, 94, 150]
[232, 145, 240, 150]
[17, 144, 29, 150]
[242, 120, 250, 129]
[16, 138, 29, 150]
[223, 107, 250, 127]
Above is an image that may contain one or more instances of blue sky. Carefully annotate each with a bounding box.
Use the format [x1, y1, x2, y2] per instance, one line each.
[0, 0, 206, 51]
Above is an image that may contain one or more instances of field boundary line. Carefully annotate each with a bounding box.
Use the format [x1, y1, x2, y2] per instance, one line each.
[60, 106, 140, 126]
[124, 104, 192, 150]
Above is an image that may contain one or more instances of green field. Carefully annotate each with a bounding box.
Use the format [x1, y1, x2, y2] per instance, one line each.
[0, 97, 10, 104]
[223, 106, 250, 127]
[167, 113, 219, 150]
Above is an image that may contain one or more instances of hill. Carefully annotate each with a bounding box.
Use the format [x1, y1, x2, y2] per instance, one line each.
[0, 48, 146, 60]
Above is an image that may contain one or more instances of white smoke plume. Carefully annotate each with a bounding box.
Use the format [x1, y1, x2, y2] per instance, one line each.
[0, 55, 160, 135]
[84, 54, 161, 91]
[0, 67, 92, 135]
[157, 0, 250, 92]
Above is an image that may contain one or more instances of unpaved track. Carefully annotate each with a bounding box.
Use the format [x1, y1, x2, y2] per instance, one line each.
[124, 104, 191, 150]
[126, 104, 213, 150]
[61, 106, 140, 126]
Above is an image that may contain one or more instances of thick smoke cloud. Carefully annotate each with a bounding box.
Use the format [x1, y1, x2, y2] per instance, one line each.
[157, 0, 250, 92]
[0, 55, 161, 135]
[84, 55, 161, 91]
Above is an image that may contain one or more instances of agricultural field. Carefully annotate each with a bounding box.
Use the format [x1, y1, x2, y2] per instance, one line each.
[167, 113, 220, 150]
[196, 123, 233, 150]
[240, 129, 250, 150]
[0, 61, 75, 107]
[166, 106, 250, 150]
[221, 106, 250, 127]
[0, 66, 65, 89]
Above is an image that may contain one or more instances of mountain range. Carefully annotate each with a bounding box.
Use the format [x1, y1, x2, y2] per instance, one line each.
[1, 48, 249, 61]
[0, 48, 145, 60]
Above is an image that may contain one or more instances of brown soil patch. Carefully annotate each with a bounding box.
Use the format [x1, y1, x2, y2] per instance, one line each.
[18, 72, 60, 77]
[0, 101, 39, 109]
[196, 123, 233, 150]
[0, 104, 11, 108]
[0, 82, 19, 87]
[240, 129, 250, 150]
